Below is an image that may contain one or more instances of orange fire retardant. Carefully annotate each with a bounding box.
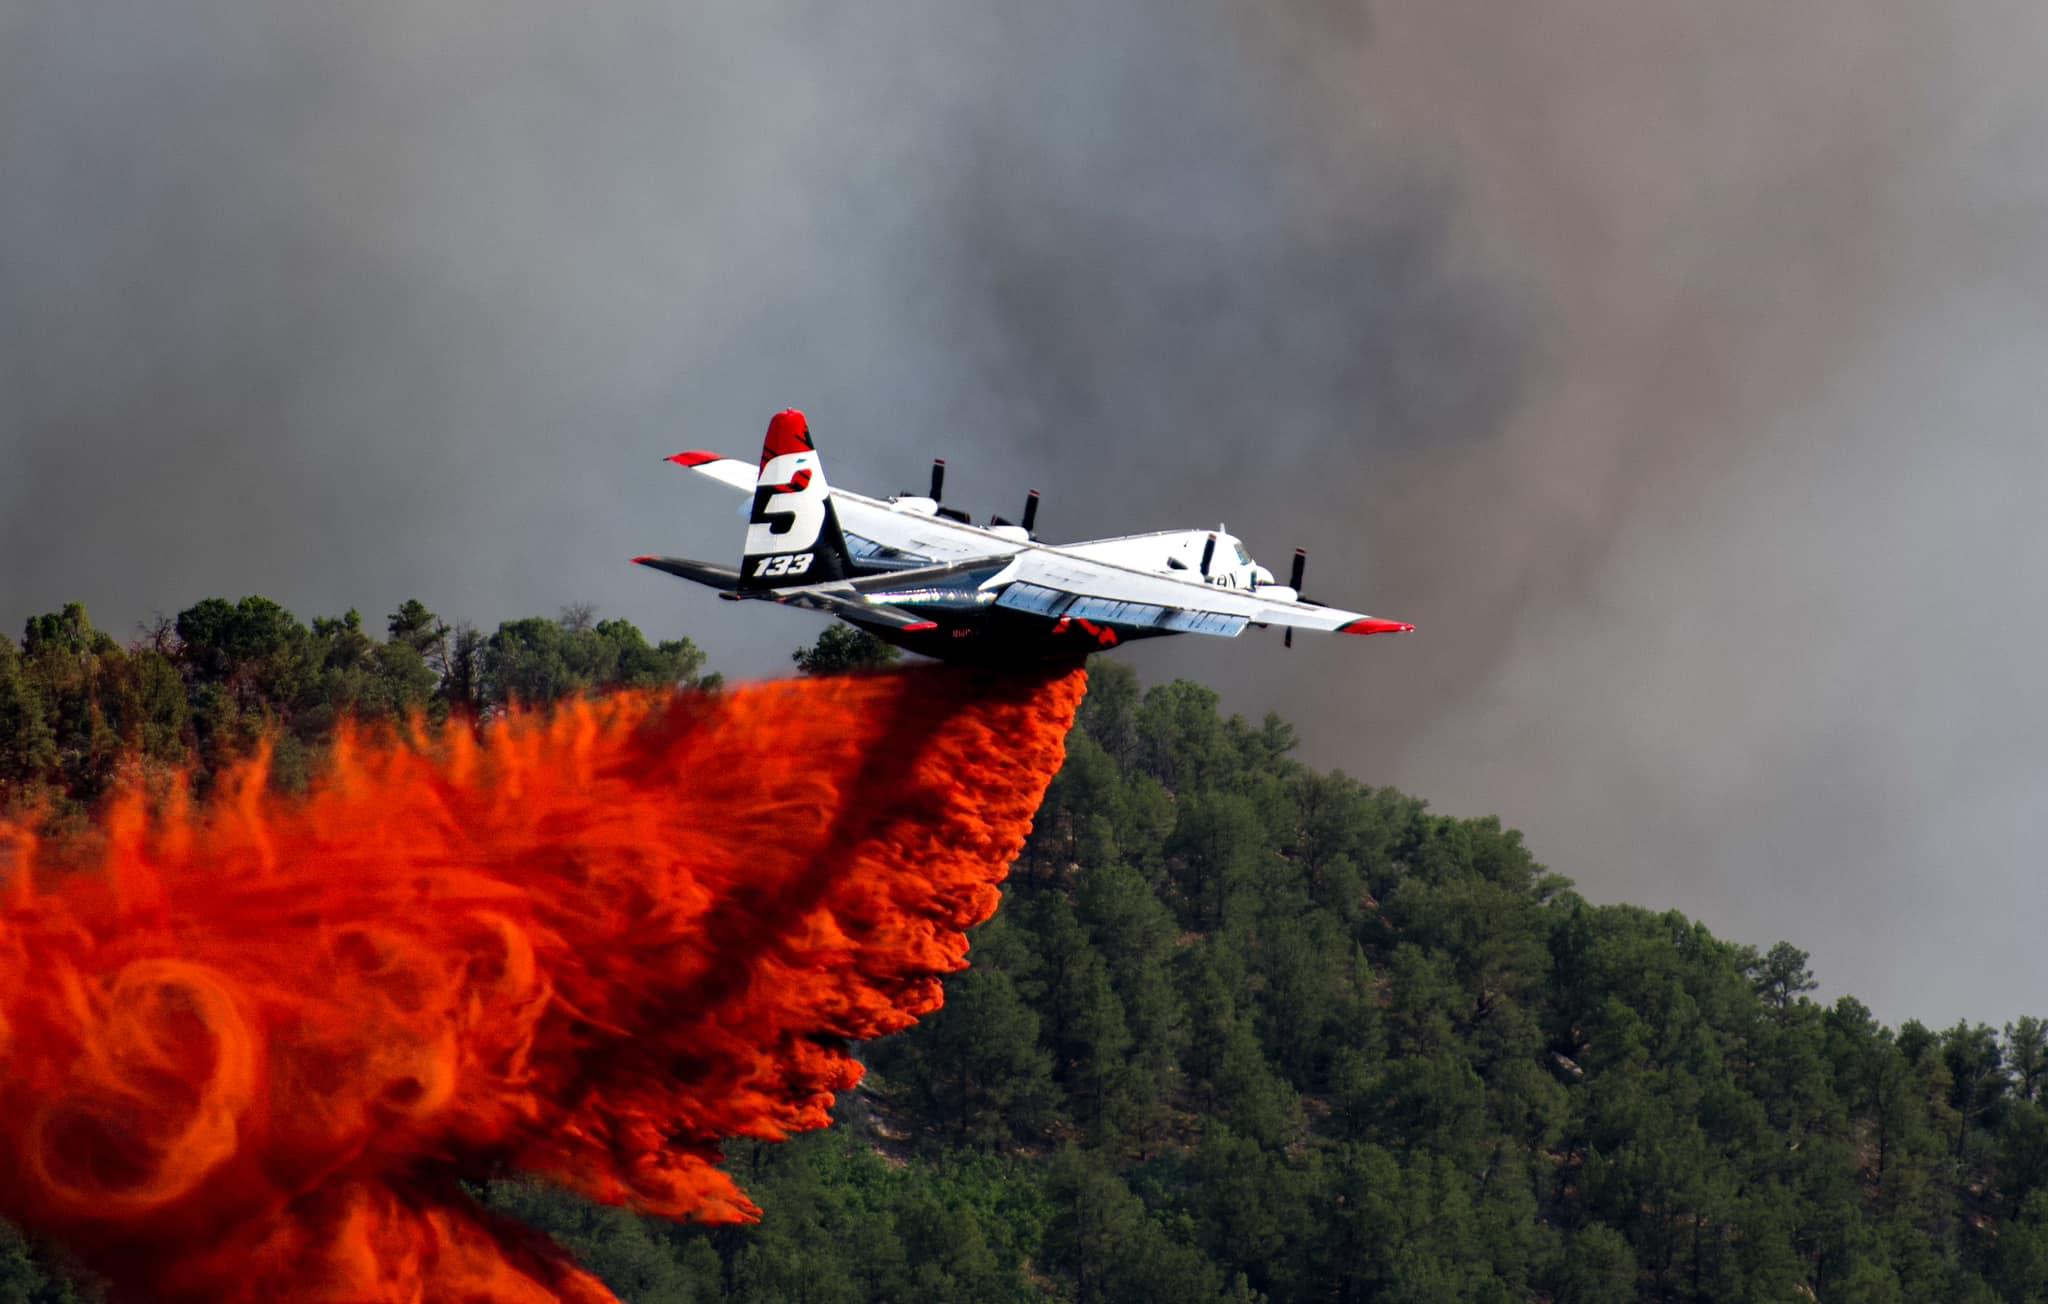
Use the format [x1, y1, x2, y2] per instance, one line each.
[0, 665, 1085, 1301]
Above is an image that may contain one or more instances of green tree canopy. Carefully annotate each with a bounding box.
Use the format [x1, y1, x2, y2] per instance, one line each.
[792, 626, 902, 675]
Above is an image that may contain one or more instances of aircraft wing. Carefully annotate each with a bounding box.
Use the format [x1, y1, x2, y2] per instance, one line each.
[991, 549, 1411, 639]
[810, 550, 1408, 640]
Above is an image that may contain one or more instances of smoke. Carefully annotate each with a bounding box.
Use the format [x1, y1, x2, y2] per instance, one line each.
[901, 2, 2048, 1025]
[5, 1, 2046, 1023]
[1224, 4, 2048, 1028]
[0, 668, 1085, 1300]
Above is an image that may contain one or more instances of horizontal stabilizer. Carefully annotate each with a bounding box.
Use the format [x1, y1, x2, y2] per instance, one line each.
[765, 586, 939, 633]
[632, 556, 743, 591]
[662, 452, 757, 491]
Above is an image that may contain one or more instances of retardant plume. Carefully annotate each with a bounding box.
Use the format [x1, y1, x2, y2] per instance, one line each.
[0, 665, 1086, 1302]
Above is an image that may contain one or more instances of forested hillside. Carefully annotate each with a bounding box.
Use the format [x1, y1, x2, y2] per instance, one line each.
[2, 600, 2044, 1302]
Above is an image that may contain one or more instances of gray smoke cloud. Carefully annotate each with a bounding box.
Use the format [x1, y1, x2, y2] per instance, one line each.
[4, 0, 2043, 1025]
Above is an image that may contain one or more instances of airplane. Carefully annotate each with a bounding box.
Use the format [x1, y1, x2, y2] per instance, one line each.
[633, 409, 1413, 663]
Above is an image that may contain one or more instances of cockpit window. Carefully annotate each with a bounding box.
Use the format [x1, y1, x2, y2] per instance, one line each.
[1234, 544, 1251, 566]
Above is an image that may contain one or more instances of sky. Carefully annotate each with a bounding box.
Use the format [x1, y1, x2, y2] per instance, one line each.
[5, 0, 2045, 1027]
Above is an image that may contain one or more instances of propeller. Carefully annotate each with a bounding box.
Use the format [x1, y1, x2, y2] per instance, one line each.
[924, 458, 972, 522]
[990, 491, 1042, 536]
[1284, 548, 1306, 647]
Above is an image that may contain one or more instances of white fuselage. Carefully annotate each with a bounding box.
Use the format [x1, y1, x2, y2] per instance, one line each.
[864, 497, 1286, 598]
[1062, 530, 1278, 595]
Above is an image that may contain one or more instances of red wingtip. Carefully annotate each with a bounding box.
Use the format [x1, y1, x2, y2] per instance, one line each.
[1338, 618, 1416, 637]
[665, 450, 721, 467]
[902, 620, 939, 633]
[761, 409, 814, 466]
[631, 555, 657, 565]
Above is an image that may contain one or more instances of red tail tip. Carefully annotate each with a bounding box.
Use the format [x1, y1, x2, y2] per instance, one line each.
[666, 451, 721, 467]
[761, 409, 814, 465]
[1338, 618, 1415, 636]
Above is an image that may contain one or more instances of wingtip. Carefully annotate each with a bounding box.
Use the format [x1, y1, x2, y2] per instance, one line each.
[665, 450, 721, 467]
[1338, 618, 1416, 637]
[630, 555, 658, 565]
[902, 620, 939, 633]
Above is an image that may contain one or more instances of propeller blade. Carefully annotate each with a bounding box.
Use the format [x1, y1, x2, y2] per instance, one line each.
[1200, 534, 1217, 577]
[1022, 489, 1040, 534]
[1284, 549, 1307, 647]
[929, 458, 947, 501]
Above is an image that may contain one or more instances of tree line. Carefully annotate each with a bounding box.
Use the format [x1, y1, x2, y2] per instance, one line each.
[0, 598, 712, 822]
[1, 600, 2043, 1301]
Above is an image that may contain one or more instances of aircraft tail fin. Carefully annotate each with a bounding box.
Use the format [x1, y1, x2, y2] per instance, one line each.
[738, 409, 855, 593]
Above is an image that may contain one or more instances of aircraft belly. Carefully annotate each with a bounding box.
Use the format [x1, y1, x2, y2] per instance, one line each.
[859, 602, 1176, 663]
